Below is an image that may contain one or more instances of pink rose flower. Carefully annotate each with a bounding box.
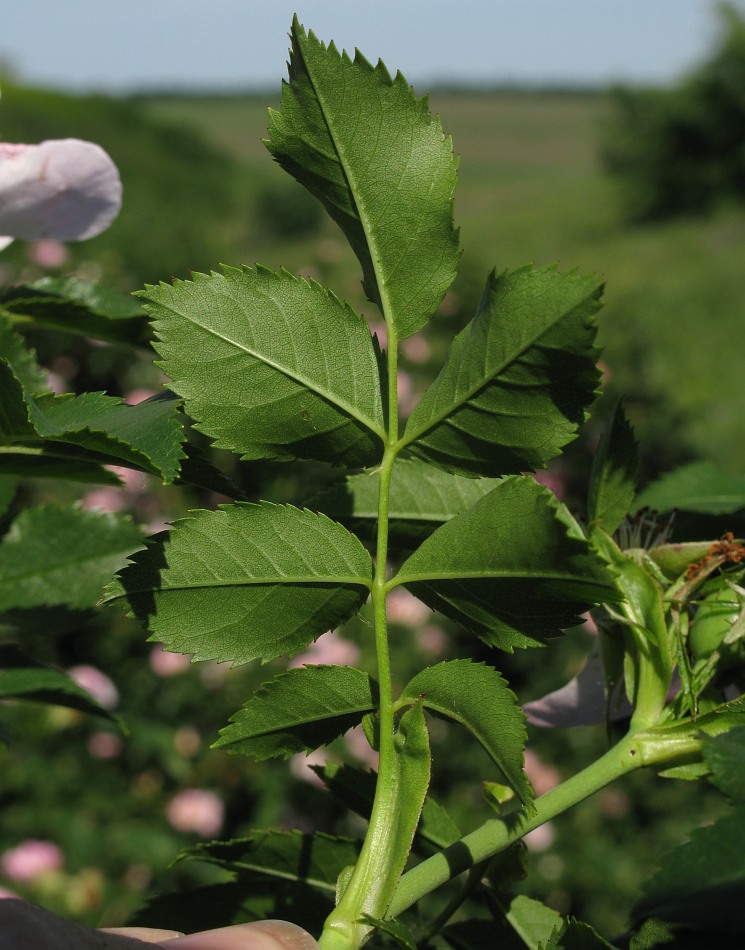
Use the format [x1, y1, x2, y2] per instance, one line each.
[166, 789, 224, 837]
[0, 139, 121, 250]
[149, 645, 192, 677]
[386, 588, 431, 628]
[1, 840, 63, 882]
[28, 239, 69, 268]
[289, 630, 360, 668]
[66, 664, 119, 710]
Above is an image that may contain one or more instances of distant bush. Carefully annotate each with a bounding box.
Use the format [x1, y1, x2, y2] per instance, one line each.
[601, 3, 745, 221]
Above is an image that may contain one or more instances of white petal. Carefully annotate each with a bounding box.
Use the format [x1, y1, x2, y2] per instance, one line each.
[523, 645, 631, 728]
[0, 139, 121, 242]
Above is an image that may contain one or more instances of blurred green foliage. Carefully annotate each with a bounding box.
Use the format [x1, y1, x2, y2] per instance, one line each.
[2, 15, 745, 934]
[601, 3, 745, 222]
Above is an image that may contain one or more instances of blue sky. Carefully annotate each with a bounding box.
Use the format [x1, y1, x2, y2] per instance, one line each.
[2, 1, 740, 93]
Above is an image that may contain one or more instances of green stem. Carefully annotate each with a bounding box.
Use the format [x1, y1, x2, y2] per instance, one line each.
[319, 332, 402, 950]
[388, 727, 696, 919]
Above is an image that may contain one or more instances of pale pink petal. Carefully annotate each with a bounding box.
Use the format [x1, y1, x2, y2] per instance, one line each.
[0, 139, 121, 243]
[523, 646, 631, 728]
[166, 789, 224, 837]
[288, 630, 360, 668]
[28, 239, 68, 268]
[66, 664, 119, 709]
[1, 841, 64, 882]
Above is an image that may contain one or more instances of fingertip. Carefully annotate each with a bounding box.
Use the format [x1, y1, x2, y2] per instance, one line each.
[161, 920, 320, 950]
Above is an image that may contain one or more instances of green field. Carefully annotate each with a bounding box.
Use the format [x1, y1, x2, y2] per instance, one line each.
[138, 89, 745, 477]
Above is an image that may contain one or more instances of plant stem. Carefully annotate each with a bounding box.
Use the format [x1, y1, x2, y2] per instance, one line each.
[387, 727, 689, 919]
[319, 331, 402, 950]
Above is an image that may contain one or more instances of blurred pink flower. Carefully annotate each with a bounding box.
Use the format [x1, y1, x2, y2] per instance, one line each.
[0, 139, 121, 250]
[166, 789, 224, 837]
[28, 239, 69, 268]
[343, 725, 379, 769]
[386, 588, 431, 628]
[533, 467, 566, 500]
[369, 321, 387, 350]
[124, 388, 158, 406]
[1, 840, 64, 882]
[415, 623, 448, 657]
[87, 731, 123, 759]
[67, 664, 119, 710]
[46, 355, 78, 395]
[400, 335, 431, 364]
[289, 630, 360, 668]
[523, 822, 555, 853]
[0, 887, 18, 899]
[105, 465, 148, 493]
[523, 748, 561, 796]
[289, 748, 329, 787]
[149, 645, 192, 677]
[397, 370, 418, 415]
[80, 488, 127, 513]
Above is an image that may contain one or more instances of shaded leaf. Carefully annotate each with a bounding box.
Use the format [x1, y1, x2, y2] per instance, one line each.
[0, 505, 143, 611]
[104, 503, 372, 665]
[214, 665, 378, 759]
[0, 277, 149, 346]
[0, 446, 122, 485]
[401, 660, 531, 809]
[176, 442, 246, 499]
[634, 461, 745, 515]
[587, 398, 639, 533]
[0, 313, 48, 395]
[400, 266, 602, 476]
[540, 919, 617, 949]
[631, 806, 745, 932]
[139, 266, 385, 468]
[703, 725, 745, 803]
[181, 829, 360, 897]
[0, 642, 118, 721]
[29, 390, 185, 482]
[267, 18, 459, 338]
[442, 918, 526, 950]
[359, 915, 417, 950]
[132, 880, 332, 936]
[0, 360, 35, 440]
[393, 477, 618, 651]
[494, 894, 563, 950]
[0, 476, 17, 517]
[629, 919, 703, 950]
[313, 460, 502, 524]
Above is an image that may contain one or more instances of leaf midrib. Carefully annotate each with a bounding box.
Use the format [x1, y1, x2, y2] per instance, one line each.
[226, 701, 378, 740]
[201, 856, 338, 895]
[399, 295, 592, 449]
[390, 570, 610, 587]
[298, 32, 397, 330]
[106, 575, 372, 599]
[158, 295, 385, 440]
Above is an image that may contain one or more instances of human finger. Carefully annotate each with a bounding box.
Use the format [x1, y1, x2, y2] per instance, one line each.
[156, 919, 321, 950]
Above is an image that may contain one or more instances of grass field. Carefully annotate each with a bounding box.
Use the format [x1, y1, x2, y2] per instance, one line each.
[139, 89, 745, 477]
